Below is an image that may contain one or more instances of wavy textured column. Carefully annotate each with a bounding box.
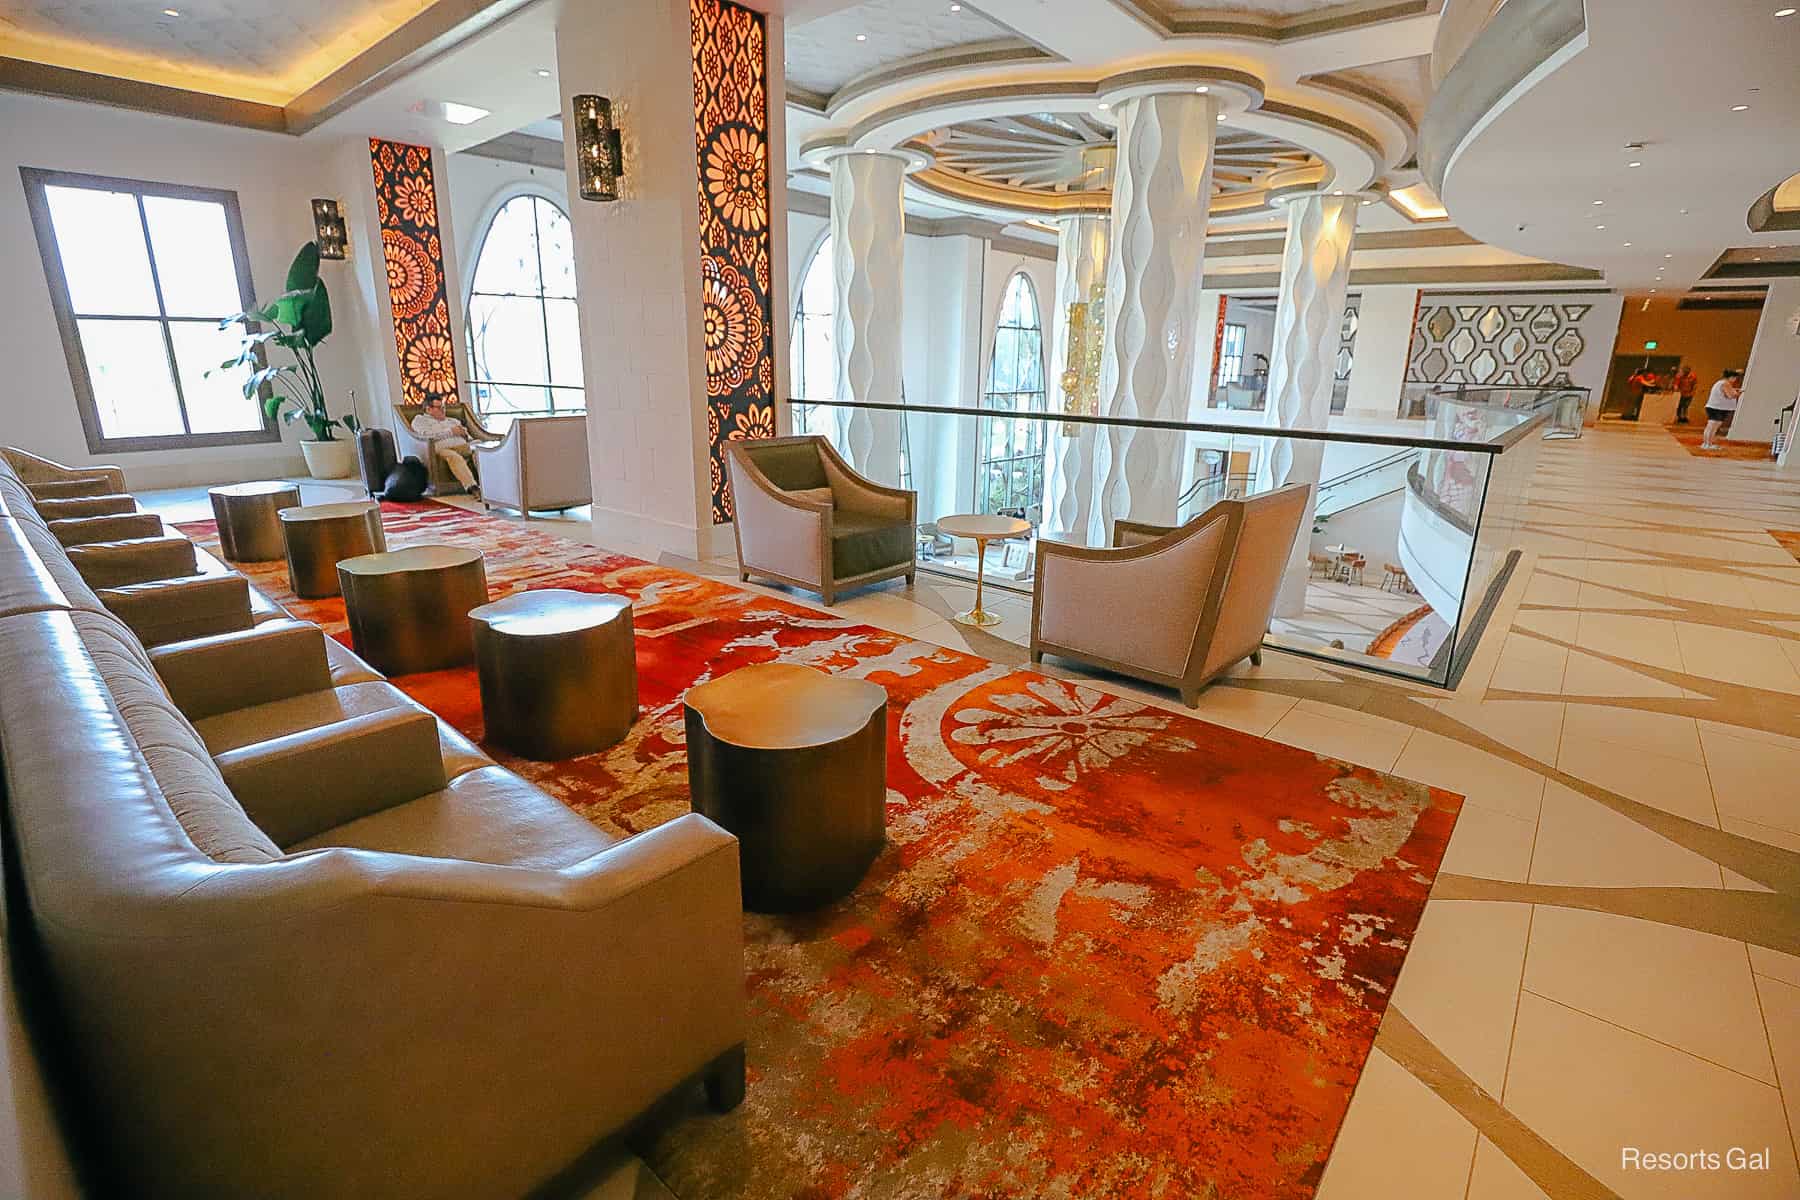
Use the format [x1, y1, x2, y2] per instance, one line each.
[1046, 213, 1110, 540]
[1095, 91, 1217, 538]
[830, 152, 906, 483]
[1257, 192, 1360, 616]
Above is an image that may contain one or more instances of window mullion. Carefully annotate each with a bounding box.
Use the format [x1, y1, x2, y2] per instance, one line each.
[530, 199, 557, 416]
[136, 192, 195, 437]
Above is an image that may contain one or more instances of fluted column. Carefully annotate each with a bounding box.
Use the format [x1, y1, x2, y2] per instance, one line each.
[830, 151, 907, 484]
[1257, 191, 1361, 616]
[1046, 211, 1110, 540]
[1095, 90, 1218, 538]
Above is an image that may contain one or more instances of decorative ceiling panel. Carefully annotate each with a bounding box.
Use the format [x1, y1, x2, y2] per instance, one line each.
[0, 0, 435, 103]
[782, 0, 1012, 98]
[1312, 54, 1432, 126]
[1158, 0, 1358, 13]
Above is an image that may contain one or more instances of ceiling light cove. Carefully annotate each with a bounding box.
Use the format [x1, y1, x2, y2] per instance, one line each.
[425, 100, 490, 126]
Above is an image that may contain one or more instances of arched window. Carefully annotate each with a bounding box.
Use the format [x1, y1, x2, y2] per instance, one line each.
[977, 272, 1046, 519]
[464, 194, 582, 433]
[790, 233, 834, 436]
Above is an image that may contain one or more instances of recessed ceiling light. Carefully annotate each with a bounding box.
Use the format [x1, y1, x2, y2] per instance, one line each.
[1195, 86, 1209, 93]
[1596, 224, 1606, 230]
[1731, 104, 1749, 111]
[855, 33, 867, 41]
[1624, 241, 1633, 247]
[1097, 102, 1109, 111]
[950, 2, 962, 8]
[161, 7, 180, 14]
[535, 69, 551, 77]
[1628, 161, 1642, 168]
[1664, 253, 1673, 258]
[1216, 113, 1226, 122]
[1777, 7, 1796, 15]
[439, 101, 490, 125]
[1592, 199, 1604, 205]
[1679, 208, 1689, 214]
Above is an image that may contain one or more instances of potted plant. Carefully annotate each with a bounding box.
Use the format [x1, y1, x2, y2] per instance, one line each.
[217, 241, 361, 478]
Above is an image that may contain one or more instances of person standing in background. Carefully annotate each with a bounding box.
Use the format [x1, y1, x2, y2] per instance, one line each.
[1625, 365, 1661, 421]
[1672, 363, 1698, 424]
[1699, 369, 1743, 450]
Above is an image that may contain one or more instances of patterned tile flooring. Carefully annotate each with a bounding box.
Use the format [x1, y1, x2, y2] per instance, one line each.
[144, 422, 1800, 1198]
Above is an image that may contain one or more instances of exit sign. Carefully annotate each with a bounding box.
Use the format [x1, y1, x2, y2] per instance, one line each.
[1645, 340, 1659, 350]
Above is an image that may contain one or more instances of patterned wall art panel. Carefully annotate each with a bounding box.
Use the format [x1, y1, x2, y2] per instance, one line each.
[1407, 295, 1592, 388]
[369, 139, 459, 407]
[693, 0, 776, 524]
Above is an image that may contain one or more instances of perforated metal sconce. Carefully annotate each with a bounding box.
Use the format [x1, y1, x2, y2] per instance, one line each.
[572, 95, 625, 202]
[311, 198, 348, 260]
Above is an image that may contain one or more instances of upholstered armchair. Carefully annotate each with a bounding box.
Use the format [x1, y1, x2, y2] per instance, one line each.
[1029, 484, 1311, 706]
[472, 415, 593, 515]
[391, 400, 500, 495]
[726, 435, 916, 605]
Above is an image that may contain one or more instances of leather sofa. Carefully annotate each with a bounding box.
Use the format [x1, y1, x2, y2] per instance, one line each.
[0, 449, 746, 1198]
[1030, 485, 1312, 705]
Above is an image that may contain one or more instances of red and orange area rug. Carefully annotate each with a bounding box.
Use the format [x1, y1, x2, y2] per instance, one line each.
[181, 502, 1461, 1199]
[1773, 530, 1800, 564]
[1665, 421, 1773, 460]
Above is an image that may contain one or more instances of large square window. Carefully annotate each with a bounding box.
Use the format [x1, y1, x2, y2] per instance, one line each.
[21, 168, 273, 453]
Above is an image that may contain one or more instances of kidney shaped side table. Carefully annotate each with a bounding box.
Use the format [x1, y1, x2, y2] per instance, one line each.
[468, 588, 638, 761]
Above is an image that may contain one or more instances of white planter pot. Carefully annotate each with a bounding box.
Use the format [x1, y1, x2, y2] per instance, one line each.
[299, 439, 355, 479]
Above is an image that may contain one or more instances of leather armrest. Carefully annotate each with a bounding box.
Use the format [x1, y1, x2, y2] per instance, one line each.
[215, 708, 448, 847]
[30, 494, 136, 520]
[65, 536, 197, 588]
[149, 619, 334, 718]
[98, 573, 253, 647]
[49, 512, 163, 546]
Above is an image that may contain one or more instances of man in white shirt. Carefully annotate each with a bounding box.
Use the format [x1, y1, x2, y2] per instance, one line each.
[410, 396, 479, 494]
[1699, 369, 1743, 451]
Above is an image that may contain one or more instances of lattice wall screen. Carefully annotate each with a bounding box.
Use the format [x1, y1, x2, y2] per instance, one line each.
[1407, 299, 1591, 386]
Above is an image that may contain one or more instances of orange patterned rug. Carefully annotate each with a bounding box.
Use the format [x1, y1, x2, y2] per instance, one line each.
[180, 502, 1461, 1199]
[1665, 421, 1773, 460]
[1774, 530, 1800, 564]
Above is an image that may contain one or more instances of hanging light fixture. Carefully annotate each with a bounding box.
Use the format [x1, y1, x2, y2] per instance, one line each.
[572, 95, 625, 202]
[311, 198, 348, 260]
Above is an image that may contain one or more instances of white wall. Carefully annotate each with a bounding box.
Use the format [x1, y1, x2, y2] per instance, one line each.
[1736, 279, 1800, 457]
[0, 93, 387, 489]
[1342, 285, 1420, 419]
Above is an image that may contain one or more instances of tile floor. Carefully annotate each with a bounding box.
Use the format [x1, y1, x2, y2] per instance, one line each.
[142, 421, 1800, 1198]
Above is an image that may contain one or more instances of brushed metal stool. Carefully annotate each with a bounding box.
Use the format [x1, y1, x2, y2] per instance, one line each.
[337, 545, 488, 676]
[470, 589, 637, 760]
[279, 500, 385, 598]
[209, 481, 300, 562]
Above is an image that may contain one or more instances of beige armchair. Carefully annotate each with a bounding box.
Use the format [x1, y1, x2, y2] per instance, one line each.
[726, 436, 916, 605]
[472, 414, 592, 515]
[391, 400, 500, 495]
[1029, 484, 1311, 706]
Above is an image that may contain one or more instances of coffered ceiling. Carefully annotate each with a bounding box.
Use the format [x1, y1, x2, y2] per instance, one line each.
[782, 0, 1028, 100]
[0, 0, 435, 104]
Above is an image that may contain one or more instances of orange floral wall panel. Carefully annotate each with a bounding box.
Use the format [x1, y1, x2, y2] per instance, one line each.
[370, 139, 459, 406]
[692, 0, 775, 523]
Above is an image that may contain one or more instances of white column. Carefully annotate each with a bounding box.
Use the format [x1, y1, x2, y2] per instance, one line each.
[1735, 279, 1800, 468]
[1046, 211, 1110, 540]
[830, 150, 907, 484]
[1257, 191, 1361, 616]
[1095, 90, 1218, 538]
[1339, 285, 1419, 420]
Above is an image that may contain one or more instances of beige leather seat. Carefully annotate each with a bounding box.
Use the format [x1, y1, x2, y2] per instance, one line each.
[1030, 485, 1312, 705]
[391, 400, 500, 495]
[473, 413, 593, 515]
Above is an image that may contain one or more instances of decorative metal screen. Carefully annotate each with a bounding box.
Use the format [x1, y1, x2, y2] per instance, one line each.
[1408, 298, 1589, 387]
[693, 0, 775, 524]
[369, 139, 458, 405]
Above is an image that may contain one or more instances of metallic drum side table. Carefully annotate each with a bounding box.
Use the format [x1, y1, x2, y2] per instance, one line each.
[469, 589, 638, 760]
[209, 481, 300, 562]
[337, 545, 488, 675]
[683, 662, 887, 913]
[279, 500, 386, 598]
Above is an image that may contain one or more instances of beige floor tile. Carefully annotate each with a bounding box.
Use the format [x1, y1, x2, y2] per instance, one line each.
[1502, 992, 1798, 1199]
[832, 588, 943, 635]
[1675, 625, 1800, 693]
[1522, 571, 1583, 606]
[1753, 974, 1800, 1159]
[1391, 729, 1547, 821]
[1466, 1138, 1552, 1200]
[1264, 702, 1413, 772]
[1312, 1048, 1477, 1200]
[1528, 782, 1723, 889]
[1750, 944, 1800, 991]
[1437, 803, 1539, 882]
[1559, 702, 1704, 764]
[1662, 567, 1756, 608]
[1511, 609, 1580, 642]
[1487, 635, 1568, 695]
[1701, 728, 1800, 835]
[1430, 698, 1566, 762]
[1393, 900, 1533, 1094]
[1523, 907, 1776, 1083]
[1554, 736, 1719, 826]
[1575, 580, 1681, 612]
[1183, 684, 1300, 737]
[1574, 611, 1686, 671]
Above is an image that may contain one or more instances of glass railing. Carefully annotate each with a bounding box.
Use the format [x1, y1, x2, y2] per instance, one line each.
[795, 396, 1548, 687]
[1396, 381, 1589, 439]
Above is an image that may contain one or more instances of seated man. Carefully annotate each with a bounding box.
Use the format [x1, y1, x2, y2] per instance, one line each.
[409, 396, 480, 496]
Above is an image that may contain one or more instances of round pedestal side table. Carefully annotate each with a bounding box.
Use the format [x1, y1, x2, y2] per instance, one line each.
[469, 589, 638, 761]
[279, 500, 386, 598]
[935, 513, 1031, 627]
[337, 545, 488, 676]
[683, 662, 888, 913]
[209, 481, 301, 562]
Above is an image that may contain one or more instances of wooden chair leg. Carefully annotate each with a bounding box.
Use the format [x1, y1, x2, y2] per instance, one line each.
[1250, 648, 1262, 667]
[703, 1043, 746, 1113]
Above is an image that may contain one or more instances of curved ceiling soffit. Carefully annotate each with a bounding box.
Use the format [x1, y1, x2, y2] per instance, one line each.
[1748, 172, 1800, 234]
[1293, 73, 1418, 165]
[1417, 0, 1587, 196]
[800, 68, 1390, 201]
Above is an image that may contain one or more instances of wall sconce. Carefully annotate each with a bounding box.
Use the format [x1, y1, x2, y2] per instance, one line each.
[311, 198, 348, 260]
[572, 95, 625, 202]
